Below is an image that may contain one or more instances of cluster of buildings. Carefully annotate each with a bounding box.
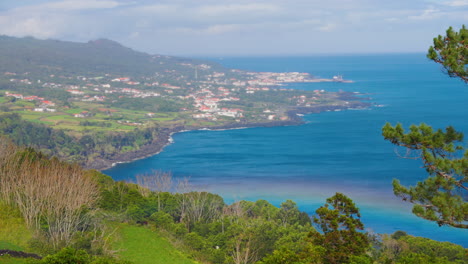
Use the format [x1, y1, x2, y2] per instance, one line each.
[188, 86, 243, 120]
[8, 78, 33, 85]
[5, 91, 56, 112]
[2, 66, 333, 124]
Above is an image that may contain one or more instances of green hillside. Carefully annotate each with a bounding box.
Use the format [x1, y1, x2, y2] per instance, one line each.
[0, 203, 197, 264]
[0, 35, 223, 77]
[0, 203, 33, 251]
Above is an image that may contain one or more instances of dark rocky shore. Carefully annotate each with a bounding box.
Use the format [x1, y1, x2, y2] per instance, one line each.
[89, 99, 370, 171]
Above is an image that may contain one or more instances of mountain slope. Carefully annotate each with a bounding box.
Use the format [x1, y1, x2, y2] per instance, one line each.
[0, 35, 222, 77]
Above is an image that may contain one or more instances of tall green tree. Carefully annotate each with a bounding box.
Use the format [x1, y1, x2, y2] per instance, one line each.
[310, 193, 369, 264]
[427, 25, 467, 83]
[382, 25, 468, 228]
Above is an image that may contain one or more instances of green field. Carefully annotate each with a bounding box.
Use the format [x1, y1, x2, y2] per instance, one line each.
[113, 224, 198, 264]
[6, 99, 182, 134]
[1, 95, 189, 136]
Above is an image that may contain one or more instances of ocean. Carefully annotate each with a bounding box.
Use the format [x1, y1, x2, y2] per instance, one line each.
[104, 54, 468, 246]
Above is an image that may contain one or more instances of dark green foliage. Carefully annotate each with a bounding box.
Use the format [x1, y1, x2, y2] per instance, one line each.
[248, 199, 280, 220]
[382, 123, 468, 228]
[36, 248, 90, 264]
[278, 200, 302, 227]
[427, 25, 468, 83]
[149, 211, 174, 229]
[396, 253, 452, 264]
[391, 230, 408, 240]
[97, 181, 158, 222]
[372, 231, 468, 264]
[398, 236, 468, 263]
[0, 113, 165, 166]
[0, 113, 80, 157]
[258, 243, 321, 264]
[32, 247, 132, 264]
[311, 193, 369, 264]
[184, 233, 206, 251]
[348, 254, 373, 264]
[108, 97, 184, 113]
[80, 121, 112, 128]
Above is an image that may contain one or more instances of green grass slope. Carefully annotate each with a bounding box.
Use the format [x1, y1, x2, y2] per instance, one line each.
[0, 255, 32, 264]
[113, 224, 198, 264]
[0, 203, 36, 264]
[0, 203, 32, 251]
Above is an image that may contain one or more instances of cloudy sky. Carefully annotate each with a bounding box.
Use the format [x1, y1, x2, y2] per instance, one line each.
[0, 0, 467, 56]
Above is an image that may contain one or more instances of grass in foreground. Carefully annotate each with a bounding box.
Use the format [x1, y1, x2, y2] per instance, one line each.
[0, 203, 32, 252]
[0, 255, 33, 264]
[113, 224, 198, 264]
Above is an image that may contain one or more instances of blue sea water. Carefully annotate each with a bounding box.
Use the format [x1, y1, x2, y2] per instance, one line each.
[104, 54, 468, 246]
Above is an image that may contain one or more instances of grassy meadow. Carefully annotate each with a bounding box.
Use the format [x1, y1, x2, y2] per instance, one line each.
[112, 224, 198, 264]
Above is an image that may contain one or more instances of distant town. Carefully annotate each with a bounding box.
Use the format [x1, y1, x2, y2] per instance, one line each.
[2, 66, 357, 130]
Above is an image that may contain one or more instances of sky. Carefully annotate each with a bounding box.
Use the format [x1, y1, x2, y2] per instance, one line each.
[0, 0, 467, 56]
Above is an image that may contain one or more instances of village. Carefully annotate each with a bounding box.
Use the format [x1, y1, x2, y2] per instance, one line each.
[1, 66, 355, 131]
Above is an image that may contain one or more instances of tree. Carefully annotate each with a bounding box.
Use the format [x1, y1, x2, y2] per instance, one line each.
[383, 25, 468, 228]
[427, 25, 467, 83]
[382, 123, 468, 228]
[278, 200, 300, 227]
[230, 232, 258, 264]
[310, 193, 369, 264]
[135, 170, 173, 211]
[0, 144, 98, 248]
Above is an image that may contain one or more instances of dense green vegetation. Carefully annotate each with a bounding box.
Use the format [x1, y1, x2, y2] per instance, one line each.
[0, 141, 466, 263]
[0, 112, 172, 165]
[108, 97, 186, 113]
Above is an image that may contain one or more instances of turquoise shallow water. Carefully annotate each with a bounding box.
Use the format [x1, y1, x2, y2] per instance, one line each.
[104, 54, 468, 246]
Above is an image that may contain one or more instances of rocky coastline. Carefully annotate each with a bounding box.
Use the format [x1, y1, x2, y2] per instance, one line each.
[88, 100, 370, 171]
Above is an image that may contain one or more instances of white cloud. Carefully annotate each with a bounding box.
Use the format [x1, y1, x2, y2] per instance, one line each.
[0, 0, 124, 39]
[0, 0, 467, 55]
[0, 16, 59, 38]
[408, 7, 442, 20]
[203, 24, 242, 34]
[318, 23, 337, 32]
[41, 0, 122, 11]
[444, 0, 468, 7]
[197, 3, 280, 16]
[129, 4, 179, 15]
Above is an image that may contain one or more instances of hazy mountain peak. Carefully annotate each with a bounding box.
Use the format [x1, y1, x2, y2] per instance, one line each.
[88, 38, 124, 48]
